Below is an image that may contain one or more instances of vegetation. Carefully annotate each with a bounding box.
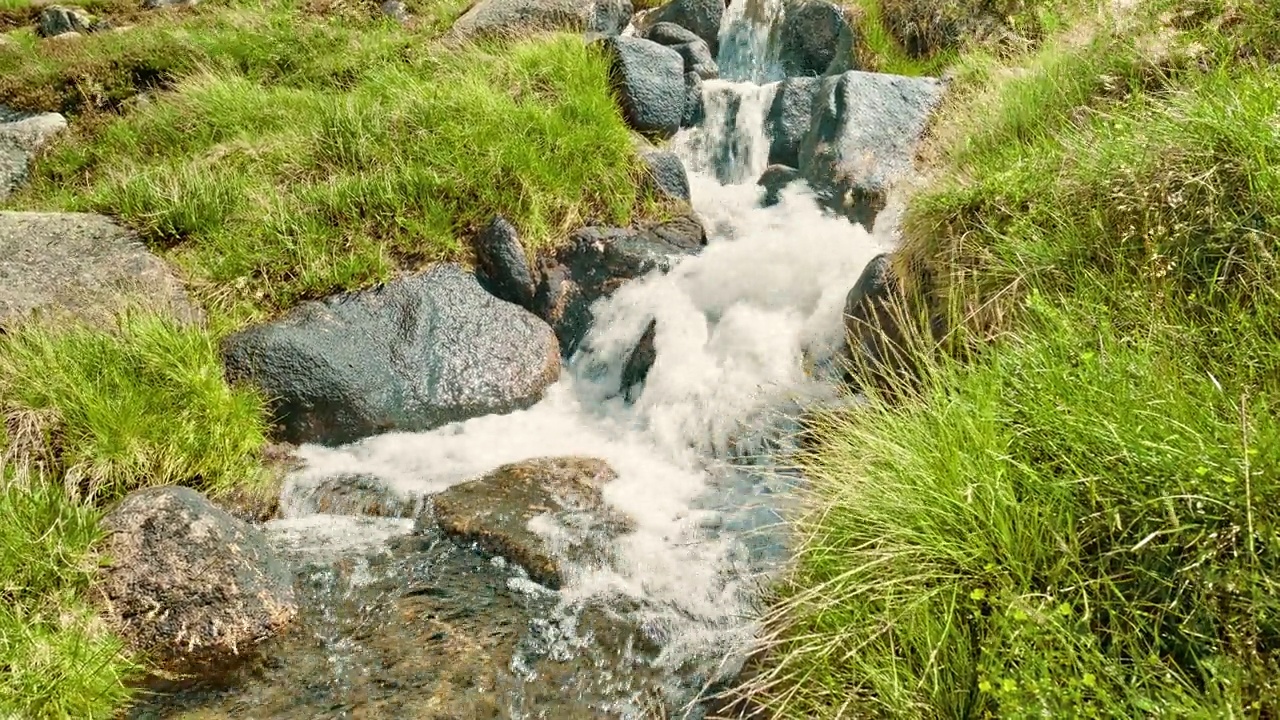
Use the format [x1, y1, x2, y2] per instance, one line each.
[754, 0, 1280, 717]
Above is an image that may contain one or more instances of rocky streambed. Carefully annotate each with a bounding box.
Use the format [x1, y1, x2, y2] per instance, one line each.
[0, 0, 949, 715]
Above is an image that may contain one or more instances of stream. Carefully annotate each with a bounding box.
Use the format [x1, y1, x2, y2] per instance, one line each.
[129, 2, 890, 717]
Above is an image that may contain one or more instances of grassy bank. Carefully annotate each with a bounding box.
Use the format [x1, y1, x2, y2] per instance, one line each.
[755, 0, 1280, 717]
[0, 0, 653, 714]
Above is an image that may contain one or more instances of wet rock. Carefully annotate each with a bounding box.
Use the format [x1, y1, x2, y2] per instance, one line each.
[533, 216, 704, 355]
[450, 0, 632, 39]
[824, 13, 859, 74]
[757, 164, 801, 207]
[765, 76, 821, 168]
[431, 457, 633, 589]
[645, 23, 717, 78]
[290, 473, 418, 518]
[472, 215, 537, 310]
[0, 212, 202, 330]
[0, 107, 66, 202]
[95, 486, 297, 681]
[648, 0, 722, 55]
[221, 264, 561, 447]
[36, 5, 93, 37]
[597, 36, 685, 139]
[799, 71, 943, 229]
[843, 252, 912, 388]
[682, 70, 705, 127]
[619, 318, 656, 402]
[643, 20, 699, 45]
[379, 0, 410, 21]
[639, 148, 691, 203]
[779, 0, 852, 77]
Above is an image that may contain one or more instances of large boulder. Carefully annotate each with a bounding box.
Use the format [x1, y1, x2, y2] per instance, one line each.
[597, 36, 686, 139]
[0, 107, 67, 202]
[799, 70, 943, 229]
[765, 76, 822, 168]
[638, 148, 691, 203]
[646, 0, 722, 56]
[429, 457, 632, 589]
[682, 70, 705, 128]
[450, 0, 631, 39]
[221, 264, 561, 447]
[95, 486, 297, 680]
[644, 23, 718, 79]
[532, 216, 704, 356]
[778, 0, 853, 77]
[0, 212, 201, 330]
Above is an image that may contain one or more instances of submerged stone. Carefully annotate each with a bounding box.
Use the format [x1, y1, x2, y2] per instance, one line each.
[430, 457, 634, 589]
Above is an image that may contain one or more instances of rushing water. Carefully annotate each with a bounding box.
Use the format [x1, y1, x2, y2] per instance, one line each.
[138, 9, 892, 720]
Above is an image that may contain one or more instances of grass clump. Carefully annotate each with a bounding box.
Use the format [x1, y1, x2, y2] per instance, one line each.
[4, 17, 647, 324]
[752, 0, 1280, 717]
[0, 313, 270, 503]
[0, 471, 137, 719]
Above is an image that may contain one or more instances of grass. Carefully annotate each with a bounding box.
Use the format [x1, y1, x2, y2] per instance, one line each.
[2, 3, 650, 325]
[750, 0, 1280, 717]
[0, 470, 137, 719]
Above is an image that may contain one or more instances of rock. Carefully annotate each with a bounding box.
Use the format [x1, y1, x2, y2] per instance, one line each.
[36, 5, 93, 37]
[643, 22, 718, 79]
[289, 473, 418, 518]
[799, 71, 943, 229]
[221, 264, 561, 447]
[597, 36, 685, 139]
[450, 0, 632, 39]
[824, 13, 859, 74]
[0, 108, 67, 202]
[765, 76, 821, 168]
[472, 215, 537, 310]
[95, 486, 297, 680]
[619, 318, 656, 402]
[756, 164, 801, 207]
[639, 149, 691, 203]
[843, 252, 907, 381]
[533, 217, 704, 355]
[643, 20, 699, 45]
[682, 70, 705, 127]
[779, 0, 852, 77]
[648, 0, 722, 55]
[379, 0, 410, 21]
[431, 457, 632, 589]
[0, 212, 202, 330]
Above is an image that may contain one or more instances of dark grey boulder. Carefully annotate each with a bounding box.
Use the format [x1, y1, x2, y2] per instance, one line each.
[221, 264, 561, 446]
[842, 252, 916, 394]
[765, 76, 821, 168]
[619, 318, 656, 402]
[598, 36, 685, 139]
[450, 0, 631, 39]
[472, 215, 537, 310]
[643, 20, 700, 45]
[639, 149, 691, 203]
[95, 486, 297, 681]
[648, 0, 722, 56]
[778, 0, 852, 77]
[533, 216, 704, 355]
[757, 164, 801, 207]
[36, 5, 93, 37]
[824, 12, 859, 74]
[431, 457, 632, 590]
[671, 40, 719, 79]
[799, 71, 944, 229]
[682, 70, 705, 128]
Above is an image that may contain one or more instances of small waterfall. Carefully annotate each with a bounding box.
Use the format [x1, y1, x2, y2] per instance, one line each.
[716, 0, 788, 83]
[676, 80, 777, 185]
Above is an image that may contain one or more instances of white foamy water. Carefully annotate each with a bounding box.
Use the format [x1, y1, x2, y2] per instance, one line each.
[268, 5, 889, 693]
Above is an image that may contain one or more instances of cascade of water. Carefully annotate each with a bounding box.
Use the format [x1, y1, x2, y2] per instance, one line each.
[259, 5, 889, 717]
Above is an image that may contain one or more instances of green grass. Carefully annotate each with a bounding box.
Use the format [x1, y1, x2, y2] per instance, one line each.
[0, 312, 270, 503]
[752, 0, 1280, 717]
[0, 471, 137, 719]
[2, 5, 647, 324]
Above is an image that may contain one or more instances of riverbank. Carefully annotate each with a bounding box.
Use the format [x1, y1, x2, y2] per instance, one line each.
[751, 0, 1280, 716]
